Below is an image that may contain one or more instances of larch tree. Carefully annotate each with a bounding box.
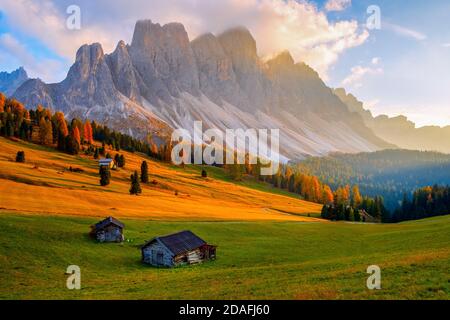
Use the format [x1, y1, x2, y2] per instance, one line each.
[72, 126, 81, 147]
[39, 117, 53, 145]
[352, 185, 362, 208]
[83, 120, 94, 144]
[322, 185, 334, 205]
[0, 92, 5, 112]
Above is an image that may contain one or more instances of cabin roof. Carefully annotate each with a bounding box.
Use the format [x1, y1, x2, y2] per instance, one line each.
[99, 158, 113, 163]
[143, 230, 206, 256]
[94, 216, 124, 231]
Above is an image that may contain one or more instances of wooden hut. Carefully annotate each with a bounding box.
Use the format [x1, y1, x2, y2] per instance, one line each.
[141, 231, 216, 267]
[99, 158, 116, 169]
[90, 217, 124, 243]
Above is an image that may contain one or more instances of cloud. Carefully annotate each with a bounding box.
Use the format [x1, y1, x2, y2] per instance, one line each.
[383, 22, 427, 41]
[0, 0, 369, 82]
[371, 57, 380, 65]
[443, 43, 450, 48]
[325, 0, 351, 12]
[0, 33, 64, 82]
[341, 65, 383, 88]
[0, 0, 115, 59]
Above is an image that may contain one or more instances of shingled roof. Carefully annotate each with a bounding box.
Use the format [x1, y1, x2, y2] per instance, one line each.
[94, 216, 124, 231]
[144, 230, 207, 256]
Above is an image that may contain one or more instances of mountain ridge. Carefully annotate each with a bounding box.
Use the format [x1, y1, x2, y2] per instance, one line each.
[334, 88, 450, 154]
[11, 19, 394, 160]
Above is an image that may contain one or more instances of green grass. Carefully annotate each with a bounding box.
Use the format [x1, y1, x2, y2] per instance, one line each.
[173, 163, 306, 201]
[0, 213, 449, 300]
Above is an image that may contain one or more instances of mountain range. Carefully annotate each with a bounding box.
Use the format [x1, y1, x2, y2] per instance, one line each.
[334, 89, 450, 154]
[2, 20, 448, 159]
[0, 67, 29, 96]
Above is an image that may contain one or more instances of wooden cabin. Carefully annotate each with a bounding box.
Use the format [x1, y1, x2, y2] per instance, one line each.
[90, 216, 124, 243]
[99, 158, 116, 169]
[141, 231, 216, 267]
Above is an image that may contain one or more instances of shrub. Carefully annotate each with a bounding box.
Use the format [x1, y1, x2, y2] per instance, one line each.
[16, 151, 25, 163]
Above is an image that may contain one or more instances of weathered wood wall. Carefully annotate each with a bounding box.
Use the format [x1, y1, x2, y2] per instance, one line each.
[96, 225, 123, 243]
[142, 241, 174, 267]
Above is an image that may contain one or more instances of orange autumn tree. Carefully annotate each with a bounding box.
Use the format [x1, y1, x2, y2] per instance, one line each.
[322, 185, 334, 205]
[0, 93, 5, 112]
[54, 112, 69, 137]
[39, 117, 53, 145]
[83, 120, 94, 144]
[72, 126, 81, 147]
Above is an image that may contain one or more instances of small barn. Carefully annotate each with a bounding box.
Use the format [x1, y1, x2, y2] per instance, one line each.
[99, 158, 116, 169]
[90, 216, 125, 243]
[141, 231, 216, 267]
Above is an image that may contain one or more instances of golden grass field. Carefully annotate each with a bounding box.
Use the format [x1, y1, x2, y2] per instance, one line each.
[0, 137, 322, 221]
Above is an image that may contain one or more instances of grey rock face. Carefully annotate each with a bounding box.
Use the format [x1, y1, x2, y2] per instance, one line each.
[0, 67, 29, 96]
[10, 20, 394, 159]
[129, 20, 200, 103]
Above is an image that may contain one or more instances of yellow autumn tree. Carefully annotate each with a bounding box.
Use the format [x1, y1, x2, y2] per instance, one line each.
[39, 117, 53, 145]
[322, 185, 334, 205]
[352, 185, 362, 208]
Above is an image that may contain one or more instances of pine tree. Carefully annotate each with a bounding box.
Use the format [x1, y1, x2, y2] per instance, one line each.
[99, 166, 110, 186]
[15, 151, 25, 163]
[119, 155, 125, 168]
[64, 135, 79, 155]
[321, 205, 330, 219]
[130, 171, 142, 195]
[141, 161, 149, 183]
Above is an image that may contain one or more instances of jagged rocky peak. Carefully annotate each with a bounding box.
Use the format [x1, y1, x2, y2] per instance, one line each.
[131, 20, 190, 50]
[218, 26, 258, 60]
[191, 32, 235, 80]
[106, 40, 141, 101]
[264, 51, 296, 78]
[75, 43, 104, 64]
[265, 50, 295, 67]
[67, 43, 107, 82]
[12, 66, 28, 79]
[0, 67, 29, 96]
[191, 33, 222, 55]
[129, 19, 199, 98]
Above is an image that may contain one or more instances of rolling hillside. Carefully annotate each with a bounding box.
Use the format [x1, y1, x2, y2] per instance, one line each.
[0, 136, 322, 221]
[0, 137, 449, 299]
[0, 214, 448, 299]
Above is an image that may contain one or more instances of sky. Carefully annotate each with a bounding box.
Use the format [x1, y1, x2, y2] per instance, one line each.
[0, 0, 449, 128]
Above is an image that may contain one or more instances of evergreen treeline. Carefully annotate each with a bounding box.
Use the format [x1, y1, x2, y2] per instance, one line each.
[292, 149, 450, 210]
[0, 93, 172, 162]
[392, 185, 450, 222]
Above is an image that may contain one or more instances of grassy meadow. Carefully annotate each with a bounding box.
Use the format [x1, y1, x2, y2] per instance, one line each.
[0, 213, 449, 299]
[0, 137, 321, 221]
[0, 136, 449, 300]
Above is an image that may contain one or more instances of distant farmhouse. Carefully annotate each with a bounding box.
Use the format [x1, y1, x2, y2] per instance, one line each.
[99, 158, 116, 169]
[141, 231, 216, 267]
[90, 217, 124, 243]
